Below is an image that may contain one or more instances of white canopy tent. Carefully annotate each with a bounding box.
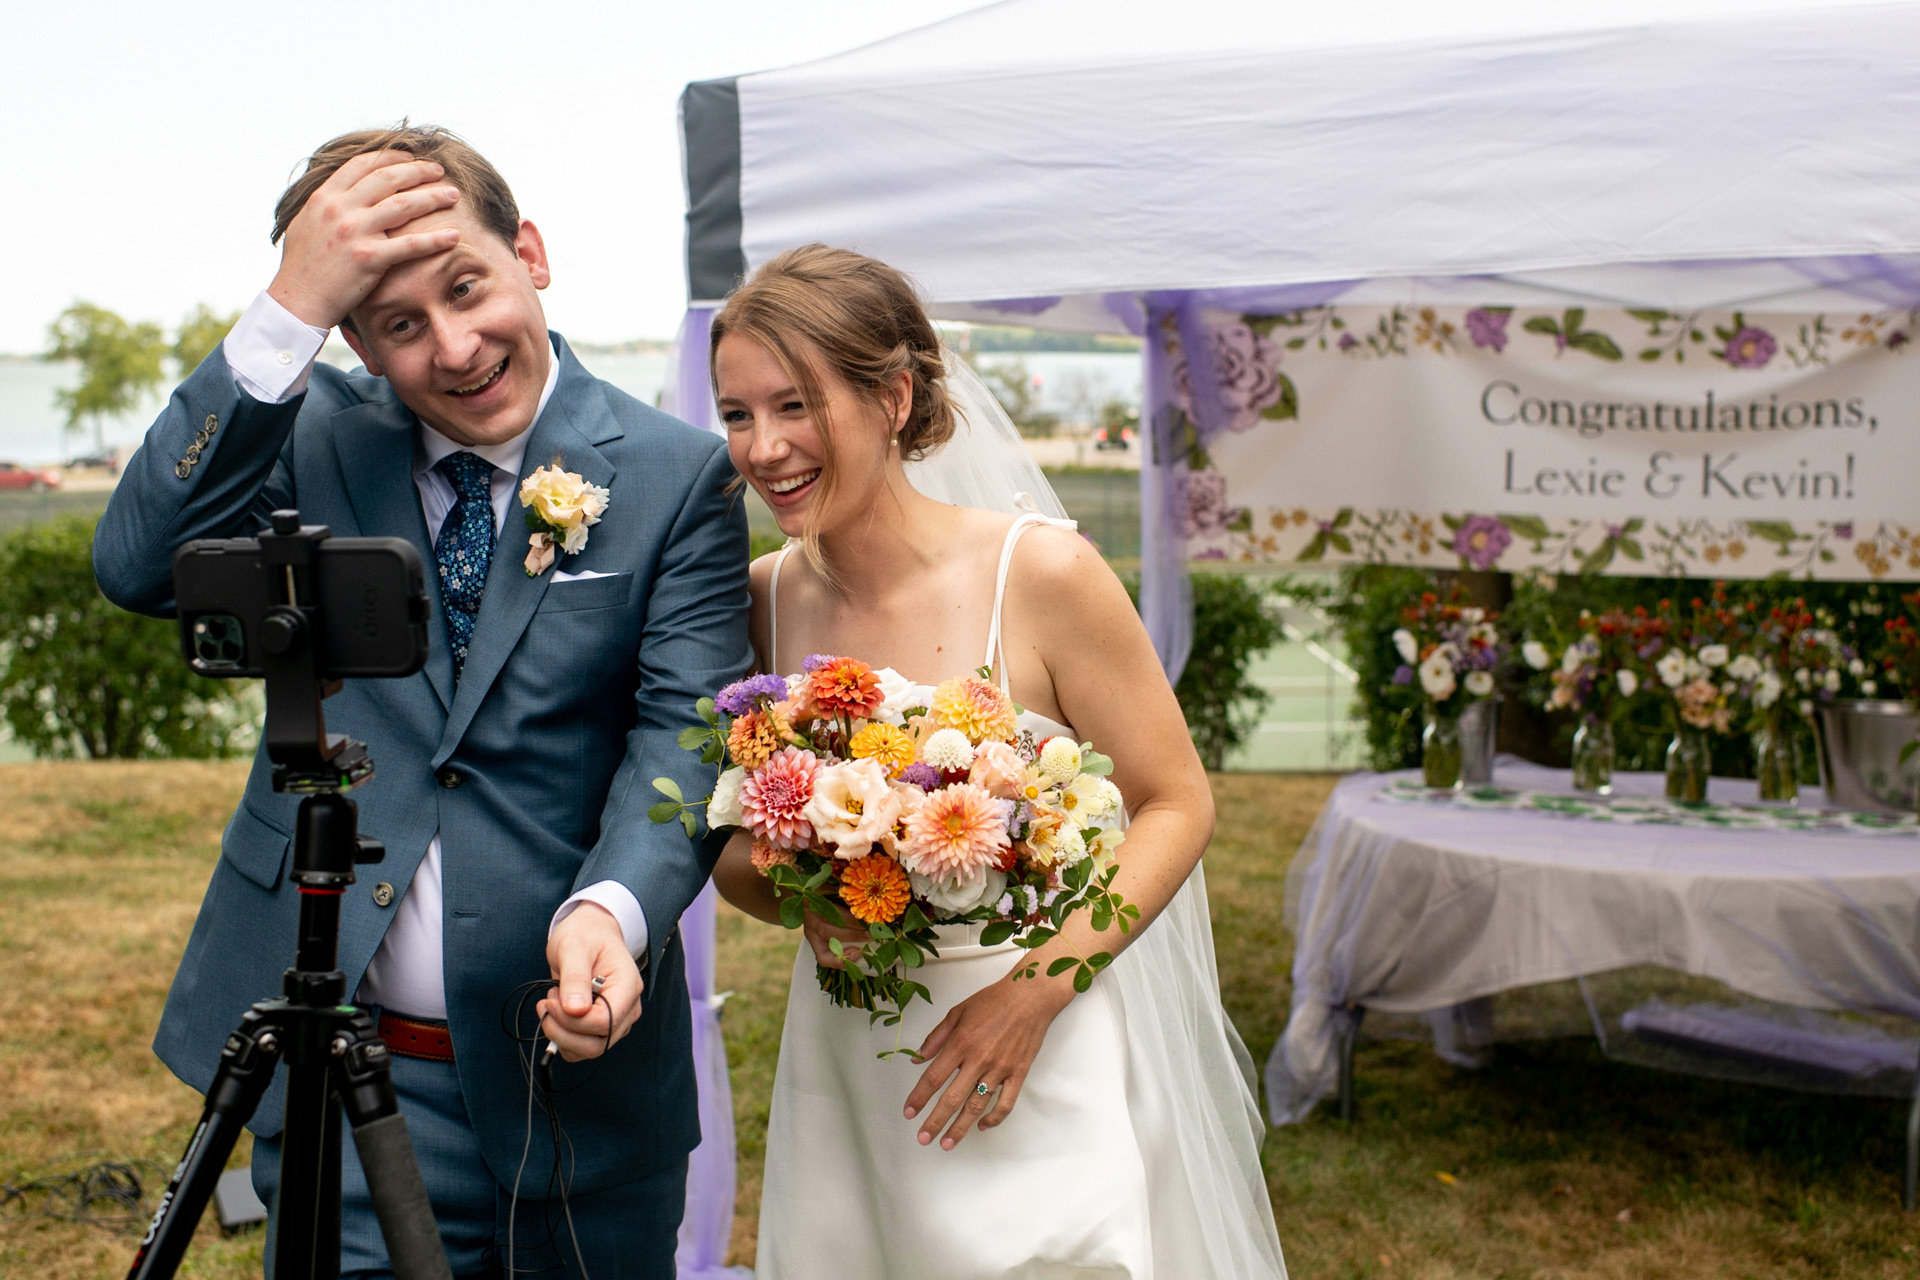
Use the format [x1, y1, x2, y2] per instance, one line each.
[674, 0, 1920, 679]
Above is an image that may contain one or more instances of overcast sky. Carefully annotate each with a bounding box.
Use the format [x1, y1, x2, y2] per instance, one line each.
[1, 0, 989, 355]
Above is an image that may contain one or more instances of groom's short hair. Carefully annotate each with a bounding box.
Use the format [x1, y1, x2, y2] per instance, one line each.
[271, 123, 522, 250]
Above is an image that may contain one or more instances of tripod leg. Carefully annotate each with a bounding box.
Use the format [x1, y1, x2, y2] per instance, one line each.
[127, 1012, 281, 1280]
[335, 1019, 453, 1280]
[275, 1059, 343, 1280]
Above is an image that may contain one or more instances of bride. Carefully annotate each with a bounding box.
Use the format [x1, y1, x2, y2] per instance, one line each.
[707, 245, 1286, 1280]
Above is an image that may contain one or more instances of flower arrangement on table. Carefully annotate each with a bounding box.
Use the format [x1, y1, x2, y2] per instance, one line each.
[649, 656, 1136, 1038]
[1526, 606, 1663, 793]
[1869, 591, 1920, 704]
[1640, 589, 1757, 801]
[1389, 592, 1505, 786]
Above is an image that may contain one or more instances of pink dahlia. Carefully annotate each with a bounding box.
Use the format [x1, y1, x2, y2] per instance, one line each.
[741, 747, 820, 849]
[899, 782, 1011, 881]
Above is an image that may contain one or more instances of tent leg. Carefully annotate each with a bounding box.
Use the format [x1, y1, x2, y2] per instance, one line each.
[1337, 1004, 1365, 1126]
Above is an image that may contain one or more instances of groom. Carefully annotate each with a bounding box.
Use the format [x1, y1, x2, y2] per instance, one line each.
[94, 126, 750, 1277]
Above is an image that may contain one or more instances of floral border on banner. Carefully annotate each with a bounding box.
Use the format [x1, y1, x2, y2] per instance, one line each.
[1157, 304, 1920, 580]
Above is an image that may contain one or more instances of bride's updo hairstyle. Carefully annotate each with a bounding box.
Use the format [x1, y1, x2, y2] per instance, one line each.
[710, 244, 957, 543]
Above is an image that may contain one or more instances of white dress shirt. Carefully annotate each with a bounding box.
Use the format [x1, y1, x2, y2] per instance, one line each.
[223, 291, 648, 1018]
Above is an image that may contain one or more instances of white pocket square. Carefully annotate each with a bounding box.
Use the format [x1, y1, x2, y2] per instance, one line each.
[551, 569, 617, 583]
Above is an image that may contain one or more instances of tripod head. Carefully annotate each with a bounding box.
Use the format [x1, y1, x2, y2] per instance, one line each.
[173, 506, 431, 795]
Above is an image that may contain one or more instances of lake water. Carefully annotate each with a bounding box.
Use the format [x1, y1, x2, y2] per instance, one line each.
[0, 349, 1141, 466]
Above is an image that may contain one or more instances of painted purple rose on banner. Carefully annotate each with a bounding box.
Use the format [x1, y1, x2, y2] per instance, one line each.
[1724, 326, 1777, 368]
[1452, 515, 1512, 569]
[1177, 468, 1237, 538]
[1465, 308, 1511, 353]
[1174, 321, 1287, 432]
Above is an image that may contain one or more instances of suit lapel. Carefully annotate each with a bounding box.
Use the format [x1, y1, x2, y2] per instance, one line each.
[332, 398, 455, 712]
[432, 340, 622, 766]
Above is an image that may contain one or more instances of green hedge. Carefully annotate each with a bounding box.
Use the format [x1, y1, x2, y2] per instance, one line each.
[0, 516, 251, 759]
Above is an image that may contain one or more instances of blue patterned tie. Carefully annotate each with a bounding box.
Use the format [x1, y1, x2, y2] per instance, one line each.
[434, 452, 496, 681]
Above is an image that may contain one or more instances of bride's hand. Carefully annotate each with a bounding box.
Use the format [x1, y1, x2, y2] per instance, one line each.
[902, 975, 1075, 1150]
[802, 906, 871, 970]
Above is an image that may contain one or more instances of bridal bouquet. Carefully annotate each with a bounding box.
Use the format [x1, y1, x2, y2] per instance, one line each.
[651, 655, 1136, 1033]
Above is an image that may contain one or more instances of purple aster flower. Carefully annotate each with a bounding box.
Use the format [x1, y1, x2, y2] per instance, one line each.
[1889, 331, 1910, 350]
[1451, 515, 1512, 570]
[801, 654, 833, 674]
[1724, 326, 1777, 369]
[1337, 332, 1359, 351]
[714, 673, 789, 716]
[1834, 522, 1854, 540]
[899, 763, 941, 792]
[1392, 664, 1415, 686]
[1465, 308, 1510, 353]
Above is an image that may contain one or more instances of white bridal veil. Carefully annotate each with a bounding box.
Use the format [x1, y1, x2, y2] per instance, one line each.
[907, 350, 1290, 1279]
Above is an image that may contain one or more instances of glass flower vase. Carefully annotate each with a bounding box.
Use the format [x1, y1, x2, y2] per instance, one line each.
[1422, 706, 1463, 790]
[1753, 715, 1799, 805]
[1570, 715, 1614, 795]
[1666, 724, 1711, 805]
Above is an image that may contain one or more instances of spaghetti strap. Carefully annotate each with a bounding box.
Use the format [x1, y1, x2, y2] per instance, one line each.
[983, 510, 1074, 696]
[768, 542, 796, 674]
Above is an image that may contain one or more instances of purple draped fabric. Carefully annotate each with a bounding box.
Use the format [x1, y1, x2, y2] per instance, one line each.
[675, 882, 750, 1279]
[670, 307, 721, 436]
[664, 306, 749, 1278]
[1138, 285, 1355, 683]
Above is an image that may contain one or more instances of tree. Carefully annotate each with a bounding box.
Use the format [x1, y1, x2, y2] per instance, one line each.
[173, 303, 241, 374]
[45, 302, 168, 453]
[969, 355, 1060, 438]
[0, 516, 253, 759]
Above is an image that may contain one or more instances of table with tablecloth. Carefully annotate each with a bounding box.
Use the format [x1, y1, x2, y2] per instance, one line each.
[1265, 761, 1920, 1126]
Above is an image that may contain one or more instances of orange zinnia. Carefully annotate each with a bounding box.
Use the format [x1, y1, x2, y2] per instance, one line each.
[838, 853, 911, 925]
[808, 656, 884, 719]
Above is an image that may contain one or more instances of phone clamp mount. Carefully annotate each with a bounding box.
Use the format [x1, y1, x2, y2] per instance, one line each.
[130, 511, 450, 1280]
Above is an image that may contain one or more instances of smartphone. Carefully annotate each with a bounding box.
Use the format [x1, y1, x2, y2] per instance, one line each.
[173, 536, 430, 679]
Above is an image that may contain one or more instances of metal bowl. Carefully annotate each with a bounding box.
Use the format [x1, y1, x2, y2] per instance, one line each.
[1813, 699, 1920, 816]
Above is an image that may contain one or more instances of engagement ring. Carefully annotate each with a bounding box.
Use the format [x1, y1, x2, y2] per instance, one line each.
[974, 1082, 992, 1096]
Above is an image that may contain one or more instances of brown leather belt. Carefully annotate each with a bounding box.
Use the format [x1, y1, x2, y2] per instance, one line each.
[378, 1012, 455, 1062]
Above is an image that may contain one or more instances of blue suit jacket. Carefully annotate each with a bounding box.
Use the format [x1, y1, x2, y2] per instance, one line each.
[93, 334, 752, 1191]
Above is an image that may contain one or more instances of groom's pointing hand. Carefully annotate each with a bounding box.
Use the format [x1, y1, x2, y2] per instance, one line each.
[268, 150, 464, 330]
[539, 904, 644, 1062]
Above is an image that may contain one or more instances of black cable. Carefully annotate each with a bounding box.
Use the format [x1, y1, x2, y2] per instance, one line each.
[2, 1156, 160, 1234]
[496, 977, 612, 1277]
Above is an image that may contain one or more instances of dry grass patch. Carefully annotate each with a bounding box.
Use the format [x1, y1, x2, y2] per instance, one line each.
[1, 760, 259, 1279]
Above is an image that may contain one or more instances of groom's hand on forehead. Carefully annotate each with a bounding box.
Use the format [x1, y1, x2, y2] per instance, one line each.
[267, 150, 465, 332]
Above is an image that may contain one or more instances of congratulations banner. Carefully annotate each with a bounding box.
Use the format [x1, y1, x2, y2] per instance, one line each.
[1161, 304, 1920, 578]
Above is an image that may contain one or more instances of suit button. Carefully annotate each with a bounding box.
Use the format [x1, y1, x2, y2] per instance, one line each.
[437, 768, 462, 789]
[372, 883, 395, 908]
[204, 413, 218, 433]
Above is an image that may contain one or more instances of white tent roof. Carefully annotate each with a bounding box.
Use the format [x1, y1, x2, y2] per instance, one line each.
[682, 0, 1920, 318]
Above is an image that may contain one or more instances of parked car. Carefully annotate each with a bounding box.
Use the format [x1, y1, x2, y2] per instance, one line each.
[0, 462, 62, 491]
[64, 451, 118, 473]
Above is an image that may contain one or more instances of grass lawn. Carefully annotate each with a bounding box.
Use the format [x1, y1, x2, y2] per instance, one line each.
[5, 762, 1920, 1277]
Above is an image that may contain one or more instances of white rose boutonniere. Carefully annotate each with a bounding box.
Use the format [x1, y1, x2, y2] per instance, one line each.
[519, 463, 611, 576]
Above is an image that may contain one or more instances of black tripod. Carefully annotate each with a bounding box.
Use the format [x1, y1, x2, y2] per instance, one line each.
[128, 512, 451, 1280]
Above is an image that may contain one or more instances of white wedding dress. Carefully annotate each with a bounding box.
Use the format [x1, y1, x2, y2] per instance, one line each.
[753, 517, 1287, 1280]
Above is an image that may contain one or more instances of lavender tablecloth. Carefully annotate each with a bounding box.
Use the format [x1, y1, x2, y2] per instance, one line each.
[1266, 761, 1920, 1123]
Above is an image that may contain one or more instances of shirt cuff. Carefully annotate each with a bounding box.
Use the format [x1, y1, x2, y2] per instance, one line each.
[551, 881, 649, 960]
[222, 291, 329, 404]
